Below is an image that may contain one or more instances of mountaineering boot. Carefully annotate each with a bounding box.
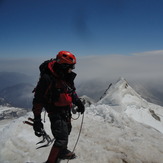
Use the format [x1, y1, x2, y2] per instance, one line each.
[46, 146, 61, 163]
[58, 148, 76, 160]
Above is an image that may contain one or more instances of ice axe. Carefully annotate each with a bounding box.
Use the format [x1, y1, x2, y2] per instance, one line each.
[23, 117, 54, 149]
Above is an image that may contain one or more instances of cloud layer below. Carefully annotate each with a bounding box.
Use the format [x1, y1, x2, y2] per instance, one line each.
[0, 50, 163, 90]
[0, 51, 163, 104]
[0, 51, 163, 84]
[76, 52, 163, 84]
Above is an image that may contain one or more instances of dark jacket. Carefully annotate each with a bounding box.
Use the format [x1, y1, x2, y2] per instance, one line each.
[32, 61, 80, 119]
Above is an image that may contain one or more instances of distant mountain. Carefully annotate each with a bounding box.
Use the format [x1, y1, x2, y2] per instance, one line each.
[0, 71, 36, 109]
[0, 83, 34, 109]
[0, 105, 27, 120]
[0, 97, 11, 106]
[0, 72, 34, 90]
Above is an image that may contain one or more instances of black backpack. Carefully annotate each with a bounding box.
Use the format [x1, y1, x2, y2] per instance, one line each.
[34, 59, 74, 106]
[39, 58, 56, 76]
[32, 59, 55, 93]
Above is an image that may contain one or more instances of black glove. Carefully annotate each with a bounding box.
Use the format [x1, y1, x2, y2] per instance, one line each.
[76, 99, 85, 114]
[33, 119, 44, 137]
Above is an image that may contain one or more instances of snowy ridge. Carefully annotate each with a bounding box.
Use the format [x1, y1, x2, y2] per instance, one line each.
[0, 78, 163, 163]
[98, 77, 163, 133]
[0, 105, 27, 120]
[98, 78, 147, 107]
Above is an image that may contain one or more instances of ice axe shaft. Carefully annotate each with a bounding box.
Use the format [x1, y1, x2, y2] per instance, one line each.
[28, 117, 34, 122]
[23, 117, 34, 126]
[23, 121, 33, 126]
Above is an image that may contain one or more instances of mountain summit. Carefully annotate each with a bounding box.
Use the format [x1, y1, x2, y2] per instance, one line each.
[98, 77, 146, 107]
[98, 77, 163, 133]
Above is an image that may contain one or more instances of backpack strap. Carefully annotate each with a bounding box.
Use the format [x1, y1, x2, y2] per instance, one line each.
[47, 60, 58, 77]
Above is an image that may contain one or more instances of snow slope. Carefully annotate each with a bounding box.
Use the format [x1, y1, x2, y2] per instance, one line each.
[0, 78, 163, 163]
[98, 78, 163, 134]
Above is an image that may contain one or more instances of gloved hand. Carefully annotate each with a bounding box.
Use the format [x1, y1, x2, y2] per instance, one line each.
[33, 119, 44, 137]
[76, 99, 85, 114]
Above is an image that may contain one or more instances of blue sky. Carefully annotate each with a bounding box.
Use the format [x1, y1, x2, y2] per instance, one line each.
[1, 0, 163, 58]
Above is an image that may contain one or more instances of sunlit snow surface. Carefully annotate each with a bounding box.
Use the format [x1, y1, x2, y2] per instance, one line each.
[1, 78, 163, 163]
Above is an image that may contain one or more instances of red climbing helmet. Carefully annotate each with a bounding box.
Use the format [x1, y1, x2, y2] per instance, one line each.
[56, 51, 76, 65]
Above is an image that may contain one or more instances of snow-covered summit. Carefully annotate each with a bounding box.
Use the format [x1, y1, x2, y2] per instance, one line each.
[98, 77, 163, 134]
[98, 77, 146, 107]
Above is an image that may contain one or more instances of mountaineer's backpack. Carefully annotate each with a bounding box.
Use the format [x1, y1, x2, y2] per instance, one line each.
[39, 58, 56, 76]
[32, 59, 54, 93]
[33, 58, 74, 107]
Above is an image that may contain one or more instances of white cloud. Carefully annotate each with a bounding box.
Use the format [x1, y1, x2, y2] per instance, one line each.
[132, 50, 163, 56]
[76, 53, 163, 84]
[0, 51, 163, 89]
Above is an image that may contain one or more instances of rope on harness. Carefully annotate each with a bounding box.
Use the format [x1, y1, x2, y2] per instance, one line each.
[67, 112, 85, 163]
